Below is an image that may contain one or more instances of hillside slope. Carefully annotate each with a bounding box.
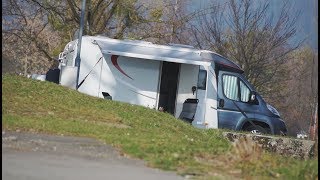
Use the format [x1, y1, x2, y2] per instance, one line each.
[2, 75, 317, 179]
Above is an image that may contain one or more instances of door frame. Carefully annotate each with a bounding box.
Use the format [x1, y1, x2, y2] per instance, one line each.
[157, 61, 181, 115]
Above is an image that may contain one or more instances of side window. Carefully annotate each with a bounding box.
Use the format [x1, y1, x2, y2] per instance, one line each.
[65, 42, 76, 66]
[222, 74, 251, 102]
[240, 80, 250, 102]
[66, 56, 74, 66]
[222, 75, 239, 101]
[197, 70, 207, 90]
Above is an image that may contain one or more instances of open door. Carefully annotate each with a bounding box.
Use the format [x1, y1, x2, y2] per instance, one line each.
[158, 62, 180, 115]
[175, 64, 199, 118]
[193, 65, 218, 129]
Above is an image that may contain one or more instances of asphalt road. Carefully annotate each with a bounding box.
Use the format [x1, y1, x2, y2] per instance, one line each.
[2, 131, 184, 180]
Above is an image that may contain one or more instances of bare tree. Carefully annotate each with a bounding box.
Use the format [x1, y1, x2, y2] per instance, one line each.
[190, 0, 301, 98]
[277, 47, 317, 136]
[2, 0, 62, 74]
[2, 0, 153, 74]
[29, 0, 150, 39]
[130, 0, 207, 45]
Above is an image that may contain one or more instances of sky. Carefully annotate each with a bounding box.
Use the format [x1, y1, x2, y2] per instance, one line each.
[188, 0, 318, 50]
[269, 0, 318, 50]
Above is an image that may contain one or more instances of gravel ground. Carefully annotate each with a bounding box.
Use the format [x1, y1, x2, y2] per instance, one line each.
[2, 131, 184, 180]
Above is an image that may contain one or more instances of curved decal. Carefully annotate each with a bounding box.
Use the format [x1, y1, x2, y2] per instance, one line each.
[129, 89, 156, 100]
[111, 55, 133, 80]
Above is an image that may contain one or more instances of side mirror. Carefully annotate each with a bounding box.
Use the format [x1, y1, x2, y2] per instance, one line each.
[249, 91, 259, 104]
[250, 93, 256, 101]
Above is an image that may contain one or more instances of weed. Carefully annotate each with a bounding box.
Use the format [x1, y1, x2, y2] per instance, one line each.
[231, 136, 263, 163]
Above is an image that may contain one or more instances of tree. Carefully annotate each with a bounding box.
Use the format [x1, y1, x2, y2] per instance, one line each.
[31, 0, 149, 39]
[2, 0, 152, 74]
[2, 0, 62, 74]
[276, 47, 318, 136]
[190, 0, 301, 99]
[125, 0, 197, 45]
[2, 0, 200, 75]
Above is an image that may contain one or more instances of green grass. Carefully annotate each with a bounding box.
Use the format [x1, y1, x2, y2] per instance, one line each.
[2, 75, 318, 179]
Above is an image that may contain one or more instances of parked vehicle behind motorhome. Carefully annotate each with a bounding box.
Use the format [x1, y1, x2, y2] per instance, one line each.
[57, 36, 287, 135]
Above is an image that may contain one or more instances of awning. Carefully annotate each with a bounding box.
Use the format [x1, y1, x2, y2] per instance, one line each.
[94, 37, 211, 66]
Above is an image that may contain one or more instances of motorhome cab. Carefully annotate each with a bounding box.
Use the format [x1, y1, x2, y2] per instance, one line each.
[58, 36, 287, 135]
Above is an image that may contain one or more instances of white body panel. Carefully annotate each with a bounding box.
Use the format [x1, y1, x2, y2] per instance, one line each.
[204, 65, 218, 128]
[99, 54, 160, 108]
[59, 66, 77, 89]
[95, 36, 211, 66]
[59, 40, 78, 89]
[58, 36, 220, 129]
[175, 64, 199, 117]
[193, 65, 207, 126]
[77, 38, 104, 97]
[31, 74, 46, 81]
[193, 65, 218, 129]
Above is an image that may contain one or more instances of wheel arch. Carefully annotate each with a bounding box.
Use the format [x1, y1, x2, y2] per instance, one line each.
[241, 120, 272, 133]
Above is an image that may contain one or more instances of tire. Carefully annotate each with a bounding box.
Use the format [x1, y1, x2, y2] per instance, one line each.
[244, 124, 270, 135]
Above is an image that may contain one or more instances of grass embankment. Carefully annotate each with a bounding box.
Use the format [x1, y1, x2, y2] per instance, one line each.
[2, 75, 318, 179]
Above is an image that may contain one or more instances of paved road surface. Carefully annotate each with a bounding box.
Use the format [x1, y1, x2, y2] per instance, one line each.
[2, 131, 184, 180]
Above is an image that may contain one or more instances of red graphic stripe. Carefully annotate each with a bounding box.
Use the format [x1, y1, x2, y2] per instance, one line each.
[111, 55, 133, 80]
[128, 89, 156, 100]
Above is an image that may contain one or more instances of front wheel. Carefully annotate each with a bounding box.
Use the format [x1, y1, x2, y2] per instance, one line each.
[244, 124, 271, 135]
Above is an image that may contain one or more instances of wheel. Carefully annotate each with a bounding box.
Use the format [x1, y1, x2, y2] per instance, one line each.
[244, 124, 270, 135]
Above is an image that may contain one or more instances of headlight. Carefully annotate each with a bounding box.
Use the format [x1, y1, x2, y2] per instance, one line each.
[267, 104, 280, 117]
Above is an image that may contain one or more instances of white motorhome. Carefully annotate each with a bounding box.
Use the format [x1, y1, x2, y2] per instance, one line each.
[57, 35, 287, 135]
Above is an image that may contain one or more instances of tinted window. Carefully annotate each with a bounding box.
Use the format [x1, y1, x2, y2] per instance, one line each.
[240, 80, 250, 102]
[66, 53, 75, 66]
[222, 75, 239, 101]
[222, 74, 251, 102]
[197, 70, 207, 90]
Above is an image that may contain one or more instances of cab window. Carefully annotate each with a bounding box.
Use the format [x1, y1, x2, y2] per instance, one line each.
[240, 80, 250, 102]
[222, 74, 250, 102]
[222, 75, 239, 101]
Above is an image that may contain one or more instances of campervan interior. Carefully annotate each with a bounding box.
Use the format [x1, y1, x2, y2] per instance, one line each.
[158, 62, 180, 115]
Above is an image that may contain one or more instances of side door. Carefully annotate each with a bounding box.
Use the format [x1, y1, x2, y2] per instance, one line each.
[203, 65, 218, 128]
[193, 66, 207, 124]
[175, 64, 199, 118]
[217, 71, 258, 130]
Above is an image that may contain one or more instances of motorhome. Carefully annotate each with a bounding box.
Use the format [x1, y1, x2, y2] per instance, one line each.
[57, 35, 287, 135]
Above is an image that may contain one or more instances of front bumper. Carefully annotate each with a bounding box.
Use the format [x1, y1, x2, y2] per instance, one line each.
[272, 118, 288, 135]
